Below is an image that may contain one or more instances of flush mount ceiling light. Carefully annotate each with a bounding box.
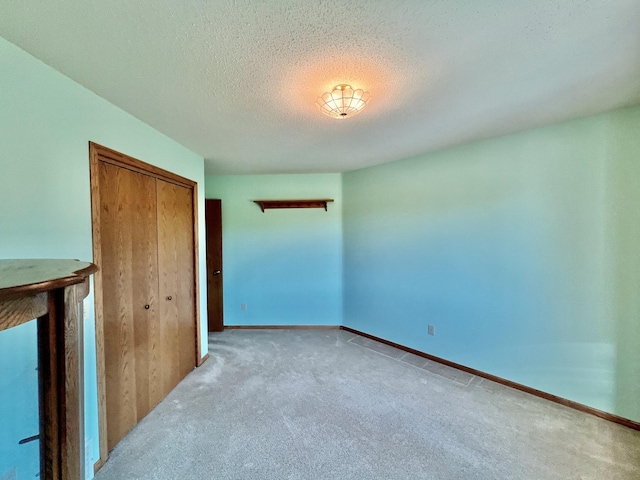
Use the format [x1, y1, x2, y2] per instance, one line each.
[316, 84, 370, 119]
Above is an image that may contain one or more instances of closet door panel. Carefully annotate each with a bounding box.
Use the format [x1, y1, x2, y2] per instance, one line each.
[98, 161, 158, 450]
[157, 180, 196, 390]
[156, 180, 180, 394]
[130, 173, 161, 421]
[173, 184, 196, 379]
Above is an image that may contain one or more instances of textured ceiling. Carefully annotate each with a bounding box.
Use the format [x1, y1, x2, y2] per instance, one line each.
[1, 1, 639, 174]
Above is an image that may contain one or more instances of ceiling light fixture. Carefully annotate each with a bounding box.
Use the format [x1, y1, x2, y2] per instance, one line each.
[316, 84, 370, 119]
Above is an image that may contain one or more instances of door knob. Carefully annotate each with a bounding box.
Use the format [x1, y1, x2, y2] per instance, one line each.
[213, 270, 221, 275]
[167, 296, 172, 301]
[144, 304, 150, 309]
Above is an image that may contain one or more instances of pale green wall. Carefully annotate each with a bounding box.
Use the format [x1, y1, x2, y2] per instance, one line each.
[343, 103, 640, 422]
[607, 106, 640, 422]
[0, 36, 208, 478]
[205, 174, 343, 326]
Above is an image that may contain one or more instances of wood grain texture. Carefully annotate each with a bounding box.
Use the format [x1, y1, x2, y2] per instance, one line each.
[173, 184, 197, 380]
[90, 142, 194, 189]
[253, 199, 334, 212]
[157, 180, 196, 387]
[340, 326, 640, 432]
[89, 142, 110, 466]
[132, 169, 160, 422]
[157, 179, 181, 394]
[61, 286, 84, 480]
[1, 259, 95, 479]
[35, 282, 92, 480]
[0, 259, 97, 300]
[205, 199, 223, 332]
[0, 293, 48, 331]
[100, 161, 136, 451]
[38, 308, 59, 480]
[99, 161, 163, 450]
[90, 143, 201, 468]
[76, 277, 90, 301]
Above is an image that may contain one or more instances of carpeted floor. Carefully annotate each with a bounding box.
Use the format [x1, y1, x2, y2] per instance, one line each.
[94, 329, 640, 479]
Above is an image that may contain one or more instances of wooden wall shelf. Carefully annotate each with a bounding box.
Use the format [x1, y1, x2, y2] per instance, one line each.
[253, 199, 334, 212]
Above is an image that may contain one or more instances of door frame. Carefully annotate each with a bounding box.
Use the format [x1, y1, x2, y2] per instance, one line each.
[89, 142, 203, 472]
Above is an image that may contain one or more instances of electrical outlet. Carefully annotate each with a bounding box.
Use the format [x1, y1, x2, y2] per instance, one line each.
[428, 324, 435, 336]
[241, 303, 247, 311]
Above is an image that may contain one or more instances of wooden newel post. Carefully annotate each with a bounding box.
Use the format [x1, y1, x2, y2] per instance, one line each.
[0, 260, 97, 480]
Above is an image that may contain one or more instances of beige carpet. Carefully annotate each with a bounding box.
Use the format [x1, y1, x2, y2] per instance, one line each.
[94, 329, 640, 479]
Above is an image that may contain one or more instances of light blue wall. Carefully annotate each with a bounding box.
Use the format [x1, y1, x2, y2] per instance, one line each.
[0, 36, 208, 478]
[343, 103, 640, 423]
[0, 321, 39, 478]
[205, 175, 342, 326]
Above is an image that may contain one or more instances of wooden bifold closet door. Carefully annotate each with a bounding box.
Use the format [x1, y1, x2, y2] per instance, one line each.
[156, 180, 196, 390]
[98, 162, 161, 450]
[91, 144, 198, 455]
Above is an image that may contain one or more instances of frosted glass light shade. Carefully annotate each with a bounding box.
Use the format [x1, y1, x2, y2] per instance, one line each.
[316, 84, 370, 119]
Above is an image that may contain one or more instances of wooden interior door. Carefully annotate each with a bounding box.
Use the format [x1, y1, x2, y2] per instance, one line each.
[157, 180, 196, 386]
[98, 161, 159, 451]
[206, 199, 224, 332]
